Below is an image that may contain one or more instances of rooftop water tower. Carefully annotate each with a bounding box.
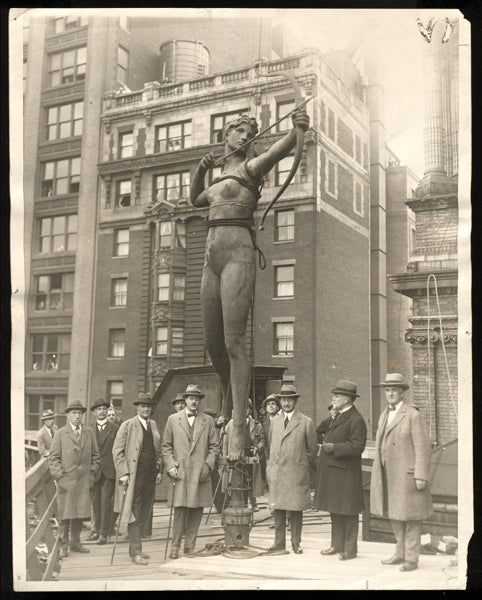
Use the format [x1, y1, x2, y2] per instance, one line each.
[159, 39, 210, 83]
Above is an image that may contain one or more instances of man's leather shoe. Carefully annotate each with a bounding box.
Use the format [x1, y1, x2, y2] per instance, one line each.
[59, 547, 68, 559]
[86, 532, 99, 541]
[97, 536, 107, 545]
[381, 555, 405, 565]
[140, 552, 150, 559]
[169, 549, 180, 559]
[184, 547, 195, 557]
[268, 544, 286, 552]
[131, 554, 148, 565]
[292, 545, 303, 554]
[70, 543, 90, 553]
[320, 546, 338, 555]
[338, 552, 357, 560]
[400, 561, 418, 572]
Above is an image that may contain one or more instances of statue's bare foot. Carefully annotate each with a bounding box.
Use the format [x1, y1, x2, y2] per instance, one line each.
[227, 449, 243, 462]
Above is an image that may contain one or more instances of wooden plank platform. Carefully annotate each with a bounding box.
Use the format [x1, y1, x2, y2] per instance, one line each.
[53, 497, 462, 590]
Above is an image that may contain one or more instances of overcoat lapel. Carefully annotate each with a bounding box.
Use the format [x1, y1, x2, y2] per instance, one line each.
[66, 424, 80, 447]
[330, 409, 350, 431]
[384, 402, 407, 436]
[133, 417, 143, 445]
[178, 411, 191, 439]
[191, 416, 206, 453]
[282, 410, 300, 439]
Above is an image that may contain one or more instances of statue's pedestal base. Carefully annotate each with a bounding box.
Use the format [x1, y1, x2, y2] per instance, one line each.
[223, 506, 252, 547]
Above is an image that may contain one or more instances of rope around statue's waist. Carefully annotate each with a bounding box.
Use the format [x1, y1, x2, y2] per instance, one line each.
[207, 219, 266, 270]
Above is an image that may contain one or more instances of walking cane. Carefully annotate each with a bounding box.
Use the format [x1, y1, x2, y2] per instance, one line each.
[110, 480, 128, 566]
[164, 479, 176, 560]
[205, 466, 224, 525]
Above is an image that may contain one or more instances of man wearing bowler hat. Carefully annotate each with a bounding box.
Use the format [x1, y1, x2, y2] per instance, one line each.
[112, 392, 162, 565]
[161, 384, 219, 559]
[49, 401, 100, 558]
[171, 392, 186, 413]
[267, 384, 317, 554]
[315, 380, 367, 561]
[371, 373, 433, 572]
[37, 408, 58, 458]
[86, 398, 119, 544]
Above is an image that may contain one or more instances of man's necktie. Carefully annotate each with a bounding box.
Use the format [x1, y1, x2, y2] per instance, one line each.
[284, 416, 289, 429]
[187, 412, 197, 418]
[75, 425, 81, 440]
[146, 419, 151, 431]
[388, 405, 396, 411]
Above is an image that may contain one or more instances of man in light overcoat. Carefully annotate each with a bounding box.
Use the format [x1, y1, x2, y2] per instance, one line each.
[112, 392, 162, 565]
[315, 380, 367, 560]
[370, 373, 433, 572]
[161, 384, 219, 559]
[37, 408, 58, 458]
[267, 384, 317, 554]
[48, 401, 100, 558]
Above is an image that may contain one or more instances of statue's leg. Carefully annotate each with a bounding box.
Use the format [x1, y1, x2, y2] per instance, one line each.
[201, 264, 232, 419]
[220, 259, 255, 461]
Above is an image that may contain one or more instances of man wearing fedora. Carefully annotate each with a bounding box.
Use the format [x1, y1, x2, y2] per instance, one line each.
[161, 384, 219, 559]
[112, 392, 163, 565]
[171, 392, 186, 413]
[315, 380, 367, 561]
[267, 384, 317, 554]
[37, 409, 58, 458]
[370, 373, 433, 572]
[48, 401, 100, 558]
[86, 398, 119, 545]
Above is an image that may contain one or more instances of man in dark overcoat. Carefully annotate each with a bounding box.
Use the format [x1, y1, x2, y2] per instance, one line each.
[48, 401, 100, 558]
[37, 408, 58, 458]
[161, 384, 219, 559]
[112, 392, 162, 565]
[370, 373, 433, 572]
[267, 384, 317, 554]
[315, 380, 367, 560]
[86, 398, 118, 544]
[315, 402, 339, 442]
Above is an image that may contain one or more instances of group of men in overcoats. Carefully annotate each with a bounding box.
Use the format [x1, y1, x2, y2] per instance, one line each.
[45, 371, 433, 571]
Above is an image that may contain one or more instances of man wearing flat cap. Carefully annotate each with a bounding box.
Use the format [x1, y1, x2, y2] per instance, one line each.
[161, 384, 219, 559]
[112, 392, 162, 565]
[37, 409, 58, 458]
[315, 402, 339, 443]
[371, 373, 433, 572]
[86, 398, 119, 544]
[49, 401, 100, 558]
[267, 384, 317, 554]
[315, 380, 367, 561]
[171, 393, 186, 413]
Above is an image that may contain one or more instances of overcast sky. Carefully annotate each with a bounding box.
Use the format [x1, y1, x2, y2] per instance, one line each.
[18, 7, 465, 178]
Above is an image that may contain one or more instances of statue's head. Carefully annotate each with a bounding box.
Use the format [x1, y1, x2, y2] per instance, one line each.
[223, 115, 259, 159]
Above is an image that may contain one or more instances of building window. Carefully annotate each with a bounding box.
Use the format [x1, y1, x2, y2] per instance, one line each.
[275, 155, 294, 186]
[31, 333, 71, 372]
[275, 209, 294, 242]
[275, 265, 294, 297]
[155, 121, 191, 153]
[273, 322, 294, 356]
[325, 158, 338, 198]
[35, 273, 74, 311]
[39, 215, 77, 254]
[116, 180, 131, 207]
[119, 131, 133, 158]
[209, 166, 223, 184]
[53, 15, 88, 33]
[26, 395, 67, 431]
[363, 143, 368, 169]
[173, 274, 186, 301]
[355, 135, 361, 164]
[154, 172, 190, 204]
[276, 99, 295, 132]
[41, 157, 80, 197]
[113, 229, 129, 256]
[156, 327, 168, 356]
[171, 327, 184, 357]
[159, 222, 172, 249]
[158, 220, 186, 249]
[117, 46, 129, 85]
[107, 381, 124, 409]
[354, 181, 364, 216]
[157, 273, 170, 301]
[48, 47, 86, 87]
[111, 278, 127, 307]
[46, 101, 83, 140]
[109, 329, 125, 358]
[328, 108, 335, 141]
[211, 108, 249, 143]
[410, 227, 416, 253]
